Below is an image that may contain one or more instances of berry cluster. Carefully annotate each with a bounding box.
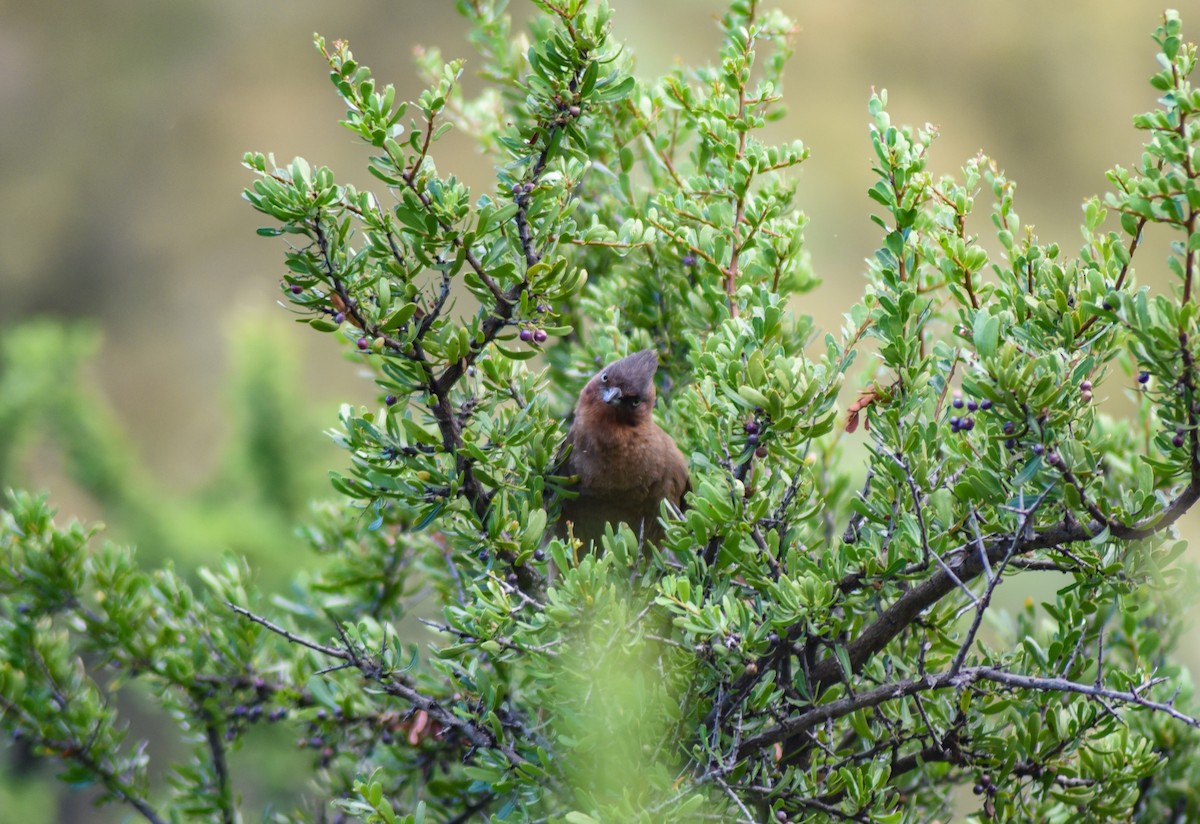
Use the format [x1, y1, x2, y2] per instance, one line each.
[948, 391, 992, 433]
[972, 772, 998, 799]
[744, 416, 768, 458]
[518, 303, 552, 344]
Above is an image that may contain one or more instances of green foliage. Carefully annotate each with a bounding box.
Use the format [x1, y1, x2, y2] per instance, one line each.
[0, 316, 327, 583]
[6, 3, 1200, 822]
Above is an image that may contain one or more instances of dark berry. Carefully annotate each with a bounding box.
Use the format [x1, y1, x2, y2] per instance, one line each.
[744, 419, 760, 435]
[1032, 444, 1045, 456]
[746, 433, 759, 447]
[385, 395, 398, 406]
[1173, 434, 1186, 448]
[533, 329, 548, 343]
[356, 337, 369, 350]
[534, 549, 545, 562]
[967, 400, 978, 412]
[952, 397, 964, 409]
[1080, 380, 1093, 392]
[1046, 452, 1061, 466]
[477, 549, 489, 561]
[268, 708, 288, 722]
[537, 304, 550, 313]
[1004, 438, 1016, 450]
[776, 811, 788, 822]
[1138, 371, 1150, 384]
[962, 417, 975, 431]
[949, 416, 961, 430]
[519, 328, 534, 342]
[755, 446, 768, 459]
[1081, 390, 1093, 403]
[1002, 421, 1015, 435]
[980, 399, 993, 411]
[290, 284, 303, 294]
[973, 784, 984, 796]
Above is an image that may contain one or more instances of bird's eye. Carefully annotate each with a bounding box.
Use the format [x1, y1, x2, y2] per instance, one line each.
[629, 398, 641, 407]
[600, 372, 608, 383]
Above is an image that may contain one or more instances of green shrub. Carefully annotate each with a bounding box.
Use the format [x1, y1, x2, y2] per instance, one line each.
[5, 3, 1200, 821]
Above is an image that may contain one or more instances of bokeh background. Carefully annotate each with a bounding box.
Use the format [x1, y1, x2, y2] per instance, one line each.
[3, 1, 1198, 820]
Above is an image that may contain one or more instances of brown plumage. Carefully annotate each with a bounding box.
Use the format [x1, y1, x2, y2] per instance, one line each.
[557, 349, 690, 547]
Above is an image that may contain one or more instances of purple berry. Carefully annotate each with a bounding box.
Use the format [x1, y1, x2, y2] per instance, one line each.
[1081, 390, 1093, 403]
[952, 397, 964, 409]
[1173, 433, 1186, 448]
[980, 399, 993, 411]
[385, 395, 397, 406]
[1138, 371, 1150, 384]
[290, 284, 303, 294]
[1003, 421, 1015, 435]
[519, 328, 534, 342]
[949, 416, 961, 430]
[533, 329, 547, 343]
[356, 337, 369, 350]
[967, 400, 978, 412]
[1080, 380, 1093, 392]
[1032, 444, 1045, 456]
[682, 254, 697, 267]
[1004, 438, 1016, 450]
[744, 420, 760, 435]
[1046, 452, 1060, 466]
[962, 417, 975, 431]
[334, 312, 346, 324]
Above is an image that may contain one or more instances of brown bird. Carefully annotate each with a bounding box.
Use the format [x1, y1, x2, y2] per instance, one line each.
[557, 349, 690, 547]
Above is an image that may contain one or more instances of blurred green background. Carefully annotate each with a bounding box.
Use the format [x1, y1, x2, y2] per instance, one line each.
[2, 1, 1197, 820]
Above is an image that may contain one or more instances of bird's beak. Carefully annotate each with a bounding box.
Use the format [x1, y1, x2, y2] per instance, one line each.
[601, 386, 622, 405]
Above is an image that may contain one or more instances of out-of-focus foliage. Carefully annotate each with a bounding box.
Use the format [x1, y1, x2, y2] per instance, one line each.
[0, 317, 327, 581]
[4, 2, 1200, 822]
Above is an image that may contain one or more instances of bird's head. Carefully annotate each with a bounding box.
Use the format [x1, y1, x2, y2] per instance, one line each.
[583, 348, 659, 423]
